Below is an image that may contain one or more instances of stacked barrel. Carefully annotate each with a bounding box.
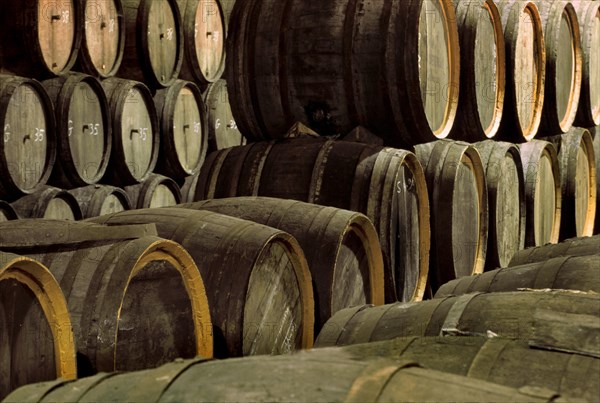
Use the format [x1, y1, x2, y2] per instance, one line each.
[1, 0, 599, 401]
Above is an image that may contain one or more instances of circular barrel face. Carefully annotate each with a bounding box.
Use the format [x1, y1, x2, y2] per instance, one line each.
[575, 145, 590, 236]
[418, 0, 451, 135]
[475, 4, 499, 133]
[331, 230, 368, 313]
[147, 0, 179, 85]
[148, 184, 178, 208]
[514, 8, 539, 133]
[121, 87, 154, 181]
[496, 153, 521, 266]
[556, 11, 576, 126]
[452, 156, 480, 277]
[68, 82, 106, 183]
[43, 197, 76, 220]
[394, 164, 421, 300]
[99, 193, 127, 215]
[534, 152, 556, 246]
[194, 0, 225, 81]
[591, 9, 600, 121]
[3, 84, 48, 193]
[243, 242, 303, 356]
[37, 0, 76, 73]
[206, 81, 245, 150]
[173, 86, 204, 173]
[84, 0, 121, 76]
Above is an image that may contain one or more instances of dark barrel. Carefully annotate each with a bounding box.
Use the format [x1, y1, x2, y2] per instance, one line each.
[519, 140, 562, 246]
[450, 0, 505, 141]
[414, 140, 488, 290]
[204, 80, 246, 151]
[154, 80, 208, 178]
[118, 0, 183, 88]
[495, 0, 546, 142]
[124, 173, 182, 209]
[68, 184, 131, 219]
[227, 0, 460, 145]
[10, 186, 83, 221]
[0, 253, 76, 400]
[473, 141, 525, 269]
[547, 127, 596, 239]
[0, 75, 56, 200]
[91, 208, 315, 358]
[42, 73, 111, 188]
[574, 1, 600, 127]
[0, 0, 82, 78]
[315, 290, 600, 359]
[75, 0, 125, 78]
[177, 0, 226, 87]
[0, 219, 213, 375]
[4, 348, 568, 403]
[196, 138, 431, 303]
[100, 78, 159, 185]
[509, 235, 600, 266]
[0, 201, 18, 221]
[435, 255, 600, 297]
[179, 197, 385, 331]
[537, 0, 583, 135]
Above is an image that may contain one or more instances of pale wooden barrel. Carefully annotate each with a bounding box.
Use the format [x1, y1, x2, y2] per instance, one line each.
[547, 127, 596, 239]
[76, 0, 125, 78]
[204, 80, 246, 151]
[10, 186, 83, 220]
[42, 73, 111, 188]
[0, 75, 56, 200]
[519, 140, 562, 246]
[101, 78, 159, 185]
[574, 0, 600, 127]
[495, 0, 546, 141]
[154, 80, 208, 178]
[124, 173, 182, 209]
[68, 184, 131, 218]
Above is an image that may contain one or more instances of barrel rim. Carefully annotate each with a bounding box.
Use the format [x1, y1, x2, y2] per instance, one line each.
[0, 76, 57, 198]
[0, 253, 77, 382]
[77, 0, 126, 78]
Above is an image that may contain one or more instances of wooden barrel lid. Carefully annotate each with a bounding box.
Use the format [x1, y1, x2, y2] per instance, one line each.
[79, 0, 125, 77]
[10, 187, 83, 221]
[37, 0, 78, 74]
[204, 80, 245, 151]
[0, 76, 56, 199]
[555, 4, 581, 130]
[574, 1, 600, 127]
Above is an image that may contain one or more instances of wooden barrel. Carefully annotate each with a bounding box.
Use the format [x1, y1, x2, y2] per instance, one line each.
[520, 140, 562, 246]
[574, 1, 600, 127]
[317, 337, 600, 401]
[196, 139, 430, 303]
[118, 0, 183, 88]
[547, 127, 596, 239]
[474, 141, 525, 269]
[594, 125, 600, 233]
[91, 208, 315, 357]
[154, 80, 208, 178]
[3, 349, 569, 403]
[42, 73, 111, 188]
[0, 220, 213, 375]
[68, 184, 131, 218]
[0, 201, 18, 221]
[450, 0, 505, 141]
[10, 187, 83, 221]
[414, 140, 488, 291]
[495, 1, 546, 141]
[0, 75, 56, 200]
[227, 0, 460, 145]
[204, 80, 246, 151]
[124, 173, 182, 209]
[100, 78, 159, 185]
[0, 0, 82, 78]
[179, 197, 384, 331]
[509, 235, 600, 266]
[435, 255, 600, 297]
[75, 0, 125, 78]
[0, 253, 76, 400]
[537, 0, 583, 135]
[177, 0, 226, 87]
[315, 291, 600, 358]
[179, 172, 199, 203]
